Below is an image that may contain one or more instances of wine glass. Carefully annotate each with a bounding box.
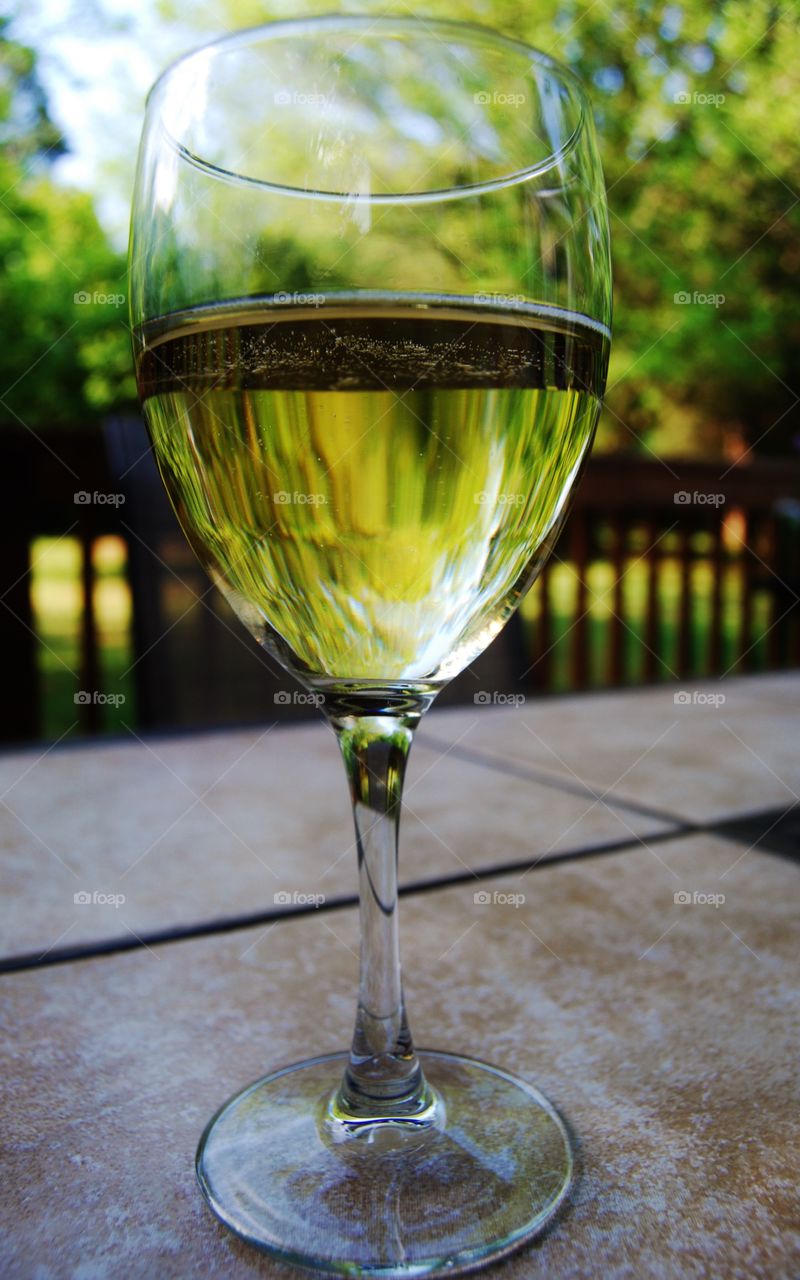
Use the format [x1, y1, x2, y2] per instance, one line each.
[130, 15, 611, 1276]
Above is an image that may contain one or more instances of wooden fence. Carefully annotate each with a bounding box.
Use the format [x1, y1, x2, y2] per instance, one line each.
[1, 424, 798, 741]
[532, 455, 800, 689]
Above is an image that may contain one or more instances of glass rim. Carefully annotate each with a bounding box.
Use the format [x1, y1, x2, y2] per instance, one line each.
[144, 14, 590, 206]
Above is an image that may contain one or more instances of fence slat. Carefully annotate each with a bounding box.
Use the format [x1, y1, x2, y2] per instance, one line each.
[79, 522, 101, 734]
[739, 511, 755, 672]
[773, 513, 800, 668]
[644, 521, 660, 682]
[536, 564, 552, 689]
[571, 511, 589, 688]
[677, 527, 693, 677]
[709, 519, 725, 674]
[609, 515, 625, 685]
[764, 516, 781, 670]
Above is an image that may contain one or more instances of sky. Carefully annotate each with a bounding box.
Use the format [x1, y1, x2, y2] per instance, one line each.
[9, 0, 225, 243]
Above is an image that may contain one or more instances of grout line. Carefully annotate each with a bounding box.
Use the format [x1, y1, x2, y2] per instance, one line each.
[3, 807, 795, 977]
[417, 732, 687, 827]
[0, 825, 692, 976]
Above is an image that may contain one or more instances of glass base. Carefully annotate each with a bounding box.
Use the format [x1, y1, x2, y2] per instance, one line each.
[196, 1050, 574, 1277]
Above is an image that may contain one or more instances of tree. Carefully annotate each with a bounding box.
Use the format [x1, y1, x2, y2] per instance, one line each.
[4, 1, 800, 458]
[189, 0, 800, 459]
[0, 23, 135, 437]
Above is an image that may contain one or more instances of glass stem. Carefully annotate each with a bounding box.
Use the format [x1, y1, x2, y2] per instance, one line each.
[327, 700, 433, 1123]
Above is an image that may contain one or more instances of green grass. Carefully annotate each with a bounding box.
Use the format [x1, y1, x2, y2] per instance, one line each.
[31, 536, 137, 740]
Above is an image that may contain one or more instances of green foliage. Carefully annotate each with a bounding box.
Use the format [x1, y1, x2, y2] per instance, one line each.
[0, 19, 64, 163]
[205, 0, 799, 458]
[504, 0, 800, 457]
[0, 27, 135, 433]
[2, 3, 799, 456]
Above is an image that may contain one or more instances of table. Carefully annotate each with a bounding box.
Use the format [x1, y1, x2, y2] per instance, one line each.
[2, 674, 798, 1278]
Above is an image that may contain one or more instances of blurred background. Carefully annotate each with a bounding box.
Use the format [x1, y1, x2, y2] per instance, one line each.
[1, 0, 798, 744]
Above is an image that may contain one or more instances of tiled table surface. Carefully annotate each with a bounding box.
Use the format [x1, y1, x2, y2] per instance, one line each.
[1, 674, 798, 1278]
[0, 717, 673, 961]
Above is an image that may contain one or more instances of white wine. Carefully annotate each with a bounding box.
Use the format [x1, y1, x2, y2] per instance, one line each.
[137, 296, 608, 688]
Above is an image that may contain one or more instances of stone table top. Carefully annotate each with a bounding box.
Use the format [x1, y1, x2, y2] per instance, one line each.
[1, 673, 798, 1278]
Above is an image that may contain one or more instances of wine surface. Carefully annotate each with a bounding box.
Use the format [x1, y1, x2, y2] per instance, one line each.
[137, 296, 608, 685]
